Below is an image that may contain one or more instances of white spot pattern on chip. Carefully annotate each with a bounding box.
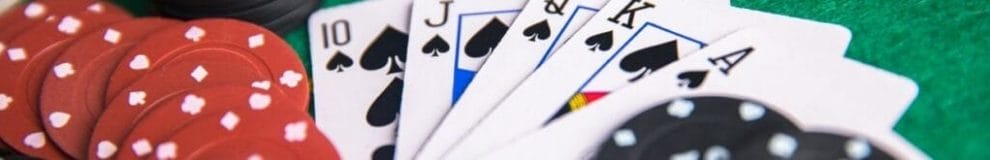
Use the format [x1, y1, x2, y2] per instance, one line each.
[769, 133, 797, 158]
[53, 62, 75, 78]
[248, 34, 264, 49]
[157, 142, 177, 160]
[129, 91, 146, 106]
[24, 132, 46, 149]
[103, 28, 121, 44]
[129, 54, 149, 70]
[279, 71, 302, 88]
[48, 111, 71, 128]
[8, 48, 26, 62]
[97, 141, 118, 159]
[284, 121, 308, 142]
[190, 65, 208, 82]
[251, 81, 271, 90]
[58, 16, 81, 34]
[221, 111, 240, 131]
[185, 26, 205, 42]
[249, 93, 271, 110]
[739, 102, 766, 122]
[131, 139, 152, 156]
[670, 150, 699, 160]
[705, 145, 730, 160]
[248, 153, 263, 160]
[667, 99, 694, 119]
[0, 94, 12, 111]
[846, 138, 871, 159]
[87, 3, 104, 12]
[181, 94, 205, 115]
[612, 129, 636, 147]
[24, 3, 45, 18]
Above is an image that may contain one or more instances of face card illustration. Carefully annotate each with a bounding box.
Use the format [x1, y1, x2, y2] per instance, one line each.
[480, 24, 924, 160]
[399, 0, 527, 159]
[307, 0, 411, 159]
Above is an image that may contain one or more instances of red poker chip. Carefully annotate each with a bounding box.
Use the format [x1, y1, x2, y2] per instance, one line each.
[186, 137, 300, 160]
[105, 19, 310, 111]
[112, 85, 297, 159]
[154, 103, 339, 160]
[38, 18, 180, 159]
[0, 2, 130, 158]
[0, 0, 99, 41]
[88, 48, 278, 160]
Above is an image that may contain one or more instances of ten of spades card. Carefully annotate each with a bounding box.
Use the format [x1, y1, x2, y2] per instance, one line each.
[308, 0, 411, 159]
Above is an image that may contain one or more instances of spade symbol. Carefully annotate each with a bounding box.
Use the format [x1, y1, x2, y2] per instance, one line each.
[361, 26, 409, 74]
[326, 51, 353, 72]
[677, 70, 708, 89]
[366, 78, 403, 127]
[584, 31, 613, 52]
[371, 145, 395, 160]
[465, 18, 510, 58]
[522, 20, 551, 42]
[620, 40, 679, 82]
[422, 35, 450, 57]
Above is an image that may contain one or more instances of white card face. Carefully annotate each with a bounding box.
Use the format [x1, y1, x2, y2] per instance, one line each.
[308, 0, 411, 159]
[481, 26, 924, 159]
[400, 0, 526, 159]
[446, 0, 851, 158]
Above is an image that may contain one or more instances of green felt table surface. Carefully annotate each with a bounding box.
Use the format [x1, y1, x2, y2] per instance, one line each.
[110, 0, 988, 159]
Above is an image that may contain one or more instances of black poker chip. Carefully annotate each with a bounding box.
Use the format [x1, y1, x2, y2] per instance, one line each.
[733, 131, 895, 159]
[263, 0, 321, 34]
[593, 96, 800, 160]
[152, 0, 319, 34]
[152, 0, 271, 12]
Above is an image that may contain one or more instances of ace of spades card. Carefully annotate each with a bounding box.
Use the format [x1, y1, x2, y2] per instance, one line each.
[481, 25, 926, 160]
[307, 0, 411, 159]
[399, 0, 527, 159]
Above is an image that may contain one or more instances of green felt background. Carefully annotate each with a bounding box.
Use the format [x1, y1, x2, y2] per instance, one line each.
[110, 0, 988, 159]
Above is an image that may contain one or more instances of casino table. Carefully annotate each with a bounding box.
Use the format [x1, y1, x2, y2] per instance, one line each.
[111, 0, 988, 159]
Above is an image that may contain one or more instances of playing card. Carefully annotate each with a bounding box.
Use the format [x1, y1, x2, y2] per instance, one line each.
[399, 0, 526, 159]
[479, 25, 925, 159]
[307, 0, 410, 159]
[442, 0, 853, 158]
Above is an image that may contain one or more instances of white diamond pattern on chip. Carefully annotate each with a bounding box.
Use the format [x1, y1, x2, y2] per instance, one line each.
[284, 121, 308, 142]
[103, 28, 121, 44]
[248, 34, 264, 49]
[769, 133, 798, 158]
[58, 16, 82, 34]
[181, 94, 205, 115]
[97, 141, 118, 159]
[667, 99, 694, 119]
[24, 132, 46, 149]
[251, 81, 271, 90]
[739, 102, 766, 122]
[8, 48, 26, 62]
[129, 54, 149, 70]
[48, 111, 71, 128]
[129, 91, 146, 106]
[156, 142, 177, 160]
[191, 65, 208, 82]
[249, 93, 271, 110]
[221, 111, 240, 131]
[612, 129, 637, 147]
[53, 62, 75, 78]
[131, 139, 152, 156]
[0, 94, 12, 111]
[25, 2, 45, 18]
[185, 26, 205, 42]
[846, 138, 871, 159]
[279, 70, 302, 88]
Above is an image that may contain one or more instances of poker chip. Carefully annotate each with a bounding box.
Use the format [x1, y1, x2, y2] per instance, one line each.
[38, 18, 181, 159]
[261, 0, 320, 34]
[593, 96, 800, 160]
[102, 19, 309, 111]
[0, 0, 102, 41]
[734, 131, 895, 159]
[153, 0, 319, 35]
[88, 46, 281, 159]
[0, 2, 130, 158]
[155, 101, 338, 160]
[185, 137, 300, 159]
[112, 85, 296, 159]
